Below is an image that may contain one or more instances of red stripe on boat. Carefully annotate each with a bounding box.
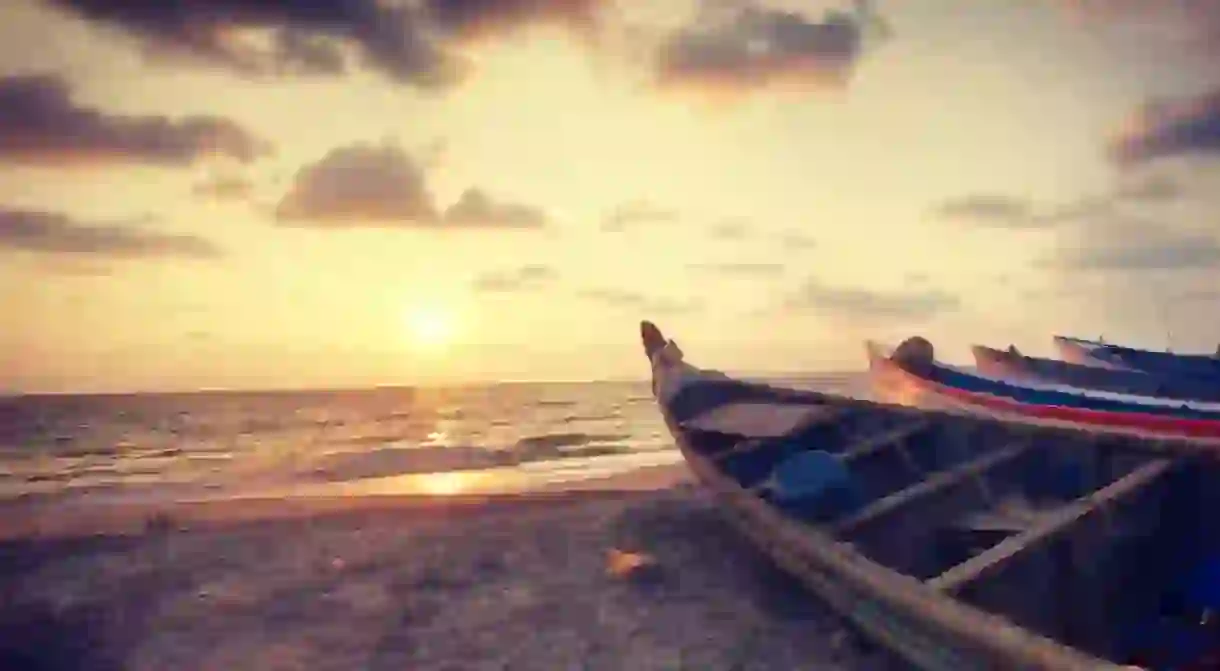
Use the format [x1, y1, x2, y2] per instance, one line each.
[873, 354, 1220, 440]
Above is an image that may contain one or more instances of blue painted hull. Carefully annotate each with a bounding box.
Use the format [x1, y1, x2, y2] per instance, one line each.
[1054, 336, 1220, 381]
[972, 345, 1220, 403]
[870, 342, 1220, 439]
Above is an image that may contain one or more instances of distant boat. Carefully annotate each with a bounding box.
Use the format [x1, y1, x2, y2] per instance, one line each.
[972, 344, 1220, 403]
[1054, 336, 1220, 380]
[642, 320, 1220, 669]
[869, 338, 1220, 440]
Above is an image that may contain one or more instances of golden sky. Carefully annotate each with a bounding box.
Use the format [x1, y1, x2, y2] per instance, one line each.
[2, 0, 1220, 392]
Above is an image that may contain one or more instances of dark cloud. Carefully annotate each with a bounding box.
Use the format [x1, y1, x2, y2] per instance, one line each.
[47, 0, 609, 89]
[473, 264, 555, 293]
[444, 188, 548, 229]
[786, 278, 959, 323]
[46, 0, 461, 88]
[276, 143, 437, 225]
[193, 174, 254, 202]
[423, 0, 607, 42]
[689, 262, 786, 277]
[601, 202, 679, 232]
[1110, 88, 1220, 166]
[0, 73, 270, 167]
[655, 0, 888, 96]
[0, 209, 221, 259]
[276, 142, 548, 229]
[578, 288, 701, 314]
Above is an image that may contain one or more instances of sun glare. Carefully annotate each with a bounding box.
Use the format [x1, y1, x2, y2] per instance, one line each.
[405, 307, 455, 350]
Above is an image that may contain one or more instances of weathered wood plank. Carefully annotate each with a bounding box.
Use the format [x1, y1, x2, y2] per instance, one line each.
[832, 441, 1032, 535]
[927, 457, 1176, 594]
[835, 420, 932, 464]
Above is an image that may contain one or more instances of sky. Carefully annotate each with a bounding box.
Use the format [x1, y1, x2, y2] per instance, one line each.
[2, 0, 1220, 393]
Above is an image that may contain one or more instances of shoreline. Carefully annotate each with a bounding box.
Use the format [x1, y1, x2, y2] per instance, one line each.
[0, 463, 693, 541]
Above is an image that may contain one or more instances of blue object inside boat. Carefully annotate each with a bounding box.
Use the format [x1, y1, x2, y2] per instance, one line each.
[764, 450, 861, 523]
[771, 450, 850, 501]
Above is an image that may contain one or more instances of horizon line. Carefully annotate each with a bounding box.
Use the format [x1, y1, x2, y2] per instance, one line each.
[1, 369, 867, 399]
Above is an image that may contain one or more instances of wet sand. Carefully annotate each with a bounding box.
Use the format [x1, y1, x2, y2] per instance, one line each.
[0, 481, 904, 671]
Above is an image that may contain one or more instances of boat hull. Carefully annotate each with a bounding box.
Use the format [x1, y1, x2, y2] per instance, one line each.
[1055, 336, 1220, 380]
[871, 342, 1220, 441]
[643, 320, 1218, 670]
[972, 345, 1220, 403]
[1052, 337, 1128, 370]
[658, 385, 1110, 670]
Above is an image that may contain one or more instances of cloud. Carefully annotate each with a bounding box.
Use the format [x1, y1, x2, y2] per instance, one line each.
[276, 142, 549, 229]
[0, 73, 270, 167]
[1109, 88, 1220, 166]
[786, 279, 960, 323]
[48, 0, 609, 90]
[934, 194, 1039, 229]
[934, 175, 1183, 230]
[578, 288, 701, 314]
[601, 201, 679, 232]
[444, 188, 548, 229]
[1046, 217, 1220, 272]
[473, 264, 555, 292]
[193, 174, 254, 202]
[1114, 174, 1182, 202]
[709, 218, 749, 239]
[1053, 0, 1220, 55]
[0, 209, 221, 259]
[423, 0, 607, 43]
[778, 230, 817, 249]
[654, 0, 888, 96]
[690, 262, 786, 277]
[276, 143, 437, 225]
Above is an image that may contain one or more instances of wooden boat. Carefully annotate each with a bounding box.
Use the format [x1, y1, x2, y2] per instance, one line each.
[870, 338, 1220, 440]
[642, 320, 1220, 670]
[972, 345, 1220, 404]
[1054, 336, 1220, 381]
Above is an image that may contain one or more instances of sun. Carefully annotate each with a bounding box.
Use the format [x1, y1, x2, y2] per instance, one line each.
[404, 307, 455, 350]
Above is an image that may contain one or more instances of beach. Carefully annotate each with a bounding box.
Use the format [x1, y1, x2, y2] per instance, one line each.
[0, 478, 902, 671]
[0, 376, 890, 670]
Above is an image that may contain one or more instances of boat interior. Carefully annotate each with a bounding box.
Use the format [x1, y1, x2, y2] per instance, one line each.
[677, 389, 1220, 668]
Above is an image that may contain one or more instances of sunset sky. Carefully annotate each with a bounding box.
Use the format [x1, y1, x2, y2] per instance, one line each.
[3, 0, 1220, 393]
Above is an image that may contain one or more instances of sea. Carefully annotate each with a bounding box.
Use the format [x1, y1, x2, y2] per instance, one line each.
[0, 373, 870, 507]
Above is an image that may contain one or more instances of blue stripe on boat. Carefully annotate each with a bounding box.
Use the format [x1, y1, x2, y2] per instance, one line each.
[926, 364, 1220, 421]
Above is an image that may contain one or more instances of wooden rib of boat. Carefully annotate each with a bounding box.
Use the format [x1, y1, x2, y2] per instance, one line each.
[972, 345, 1220, 403]
[870, 338, 1220, 441]
[1054, 336, 1220, 380]
[641, 320, 1220, 670]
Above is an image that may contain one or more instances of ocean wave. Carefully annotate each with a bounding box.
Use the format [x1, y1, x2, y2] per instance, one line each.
[512, 432, 631, 453]
[305, 431, 643, 483]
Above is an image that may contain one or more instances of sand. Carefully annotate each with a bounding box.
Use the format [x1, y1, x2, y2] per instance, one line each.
[0, 480, 904, 671]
